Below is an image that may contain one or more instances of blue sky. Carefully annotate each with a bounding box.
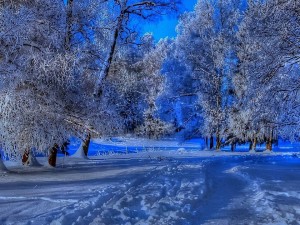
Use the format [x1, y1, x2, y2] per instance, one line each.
[143, 0, 197, 40]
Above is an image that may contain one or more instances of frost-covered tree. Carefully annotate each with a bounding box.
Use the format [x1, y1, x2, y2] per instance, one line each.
[158, 40, 203, 140]
[234, 0, 300, 150]
[93, 0, 181, 97]
[170, 0, 300, 150]
[0, 0, 72, 163]
[103, 35, 173, 138]
[175, 0, 242, 150]
[0, 0, 122, 166]
[0, 0, 177, 167]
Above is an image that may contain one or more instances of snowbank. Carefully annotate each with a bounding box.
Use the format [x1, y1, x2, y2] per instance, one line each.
[72, 141, 88, 159]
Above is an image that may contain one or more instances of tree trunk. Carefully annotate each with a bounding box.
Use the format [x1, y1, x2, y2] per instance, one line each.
[83, 133, 91, 157]
[252, 137, 257, 151]
[22, 149, 30, 165]
[22, 148, 41, 167]
[216, 134, 221, 151]
[0, 153, 7, 171]
[266, 130, 273, 151]
[94, 13, 124, 97]
[210, 136, 214, 149]
[249, 141, 253, 151]
[266, 138, 272, 151]
[231, 142, 236, 152]
[48, 144, 59, 167]
[65, 0, 74, 51]
[205, 137, 208, 149]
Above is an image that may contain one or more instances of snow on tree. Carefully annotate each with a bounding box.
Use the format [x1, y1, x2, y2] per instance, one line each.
[158, 39, 203, 140]
[174, 0, 242, 150]
[1, 0, 300, 159]
[102, 35, 173, 138]
[0, 0, 178, 165]
[100, 35, 150, 131]
[234, 0, 300, 150]
[93, 0, 181, 97]
[0, 0, 74, 162]
[0, 0, 122, 164]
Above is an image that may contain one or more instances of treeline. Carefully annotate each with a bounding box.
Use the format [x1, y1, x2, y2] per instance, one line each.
[160, 0, 300, 151]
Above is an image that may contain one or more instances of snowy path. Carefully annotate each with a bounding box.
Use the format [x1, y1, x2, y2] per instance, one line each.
[0, 155, 299, 225]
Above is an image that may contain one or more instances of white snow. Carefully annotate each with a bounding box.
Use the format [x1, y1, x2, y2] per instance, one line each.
[92, 137, 202, 148]
[0, 140, 299, 225]
[72, 141, 88, 159]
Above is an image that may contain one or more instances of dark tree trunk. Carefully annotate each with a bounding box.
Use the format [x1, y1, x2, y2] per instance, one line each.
[205, 137, 208, 149]
[266, 130, 273, 151]
[210, 136, 214, 149]
[65, 0, 74, 51]
[83, 133, 91, 157]
[249, 141, 253, 151]
[94, 13, 124, 97]
[216, 134, 221, 151]
[266, 138, 272, 151]
[22, 149, 30, 165]
[231, 142, 236, 152]
[252, 137, 257, 151]
[48, 144, 59, 167]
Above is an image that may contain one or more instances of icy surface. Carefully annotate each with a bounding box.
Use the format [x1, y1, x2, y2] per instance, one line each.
[0, 153, 299, 225]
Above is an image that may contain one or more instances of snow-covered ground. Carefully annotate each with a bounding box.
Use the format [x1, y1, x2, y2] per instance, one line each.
[0, 139, 300, 225]
[66, 137, 300, 157]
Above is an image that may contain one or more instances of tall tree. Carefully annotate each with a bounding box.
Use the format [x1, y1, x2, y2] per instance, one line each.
[234, 0, 300, 150]
[93, 0, 180, 97]
[175, 0, 242, 150]
[0, 0, 122, 165]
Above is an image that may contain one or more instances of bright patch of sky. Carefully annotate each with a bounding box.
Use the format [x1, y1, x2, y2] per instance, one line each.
[143, 0, 197, 41]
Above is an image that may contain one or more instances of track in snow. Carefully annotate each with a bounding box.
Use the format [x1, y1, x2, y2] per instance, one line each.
[0, 156, 299, 225]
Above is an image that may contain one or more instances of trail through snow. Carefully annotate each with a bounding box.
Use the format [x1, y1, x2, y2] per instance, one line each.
[0, 155, 299, 225]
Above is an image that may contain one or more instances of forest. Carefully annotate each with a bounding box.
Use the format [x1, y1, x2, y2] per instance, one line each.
[1, 0, 300, 166]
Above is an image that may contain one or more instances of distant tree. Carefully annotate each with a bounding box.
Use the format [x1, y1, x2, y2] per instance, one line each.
[104, 35, 173, 138]
[158, 40, 203, 140]
[175, 0, 242, 150]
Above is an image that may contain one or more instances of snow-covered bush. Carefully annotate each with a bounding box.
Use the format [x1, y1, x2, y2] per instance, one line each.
[135, 107, 173, 139]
